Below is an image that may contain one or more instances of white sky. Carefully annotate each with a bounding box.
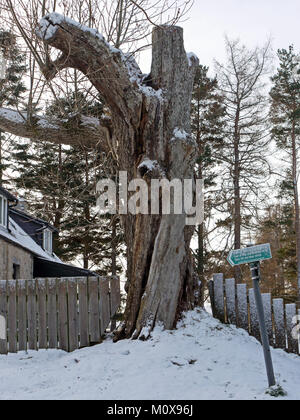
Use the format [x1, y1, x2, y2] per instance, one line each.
[140, 0, 300, 74]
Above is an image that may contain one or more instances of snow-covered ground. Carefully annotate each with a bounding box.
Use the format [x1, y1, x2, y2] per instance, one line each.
[0, 310, 299, 400]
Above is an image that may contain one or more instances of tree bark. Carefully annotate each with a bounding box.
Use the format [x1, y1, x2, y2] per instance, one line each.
[292, 121, 300, 306]
[234, 103, 242, 283]
[121, 26, 199, 339]
[0, 14, 199, 338]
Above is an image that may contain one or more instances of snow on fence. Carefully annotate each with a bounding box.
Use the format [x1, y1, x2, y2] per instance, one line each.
[0, 276, 120, 354]
[209, 274, 300, 355]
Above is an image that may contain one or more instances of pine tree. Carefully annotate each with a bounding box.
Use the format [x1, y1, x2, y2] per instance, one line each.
[0, 30, 26, 185]
[12, 91, 124, 275]
[270, 46, 300, 304]
[255, 203, 297, 301]
[191, 65, 225, 303]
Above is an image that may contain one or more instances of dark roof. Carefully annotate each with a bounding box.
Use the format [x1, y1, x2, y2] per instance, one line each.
[0, 186, 93, 278]
[33, 256, 95, 278]
[9, 207, 58, 232]
[0, 186, 17, 202]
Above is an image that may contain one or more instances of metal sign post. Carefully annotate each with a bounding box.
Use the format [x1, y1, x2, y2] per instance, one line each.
[227, 244, 276, 388]
[249, 260, 276, 388]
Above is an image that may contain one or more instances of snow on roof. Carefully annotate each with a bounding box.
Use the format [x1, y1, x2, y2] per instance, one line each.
[0, 217, 62, 264]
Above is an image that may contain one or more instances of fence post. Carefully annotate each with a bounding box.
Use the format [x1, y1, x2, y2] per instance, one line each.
[273, 298, 285, 350]
[225, 278, 236, 325]
[236, 283, 248, 331]
[249, 288, 261, 342]
[208, 280, 215, 317]
[262, 293, 273, 347]
[286, 303, 298, 354]
[213, 274, 225, 323]
[0, 280, 7, 355]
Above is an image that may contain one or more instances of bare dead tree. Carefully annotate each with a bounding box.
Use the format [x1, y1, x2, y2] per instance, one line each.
[215, 37, 272, 283]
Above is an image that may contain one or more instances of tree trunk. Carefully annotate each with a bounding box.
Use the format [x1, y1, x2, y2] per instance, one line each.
[197, 157, 205, 306]
[0, 15, 200, 339]
[119, 27, 199, 339]
[234, 104, 242, 283]
[0, 130, 3, 185]
[292, 121, 300, 306]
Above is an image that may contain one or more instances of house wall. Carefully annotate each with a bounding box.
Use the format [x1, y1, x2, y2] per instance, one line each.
[0, 238, 33, 280]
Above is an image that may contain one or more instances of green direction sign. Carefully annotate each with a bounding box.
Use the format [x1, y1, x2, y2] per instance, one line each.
[227, 244, 272, 267]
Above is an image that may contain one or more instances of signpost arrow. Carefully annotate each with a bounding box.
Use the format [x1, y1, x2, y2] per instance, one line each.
[227, 243, 272, 267]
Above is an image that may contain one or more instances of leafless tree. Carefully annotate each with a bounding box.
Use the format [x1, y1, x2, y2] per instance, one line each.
[215, 37, 272, 282]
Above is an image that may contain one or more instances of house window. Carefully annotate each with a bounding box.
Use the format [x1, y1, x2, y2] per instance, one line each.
[43, 229, 53, 254]
[13, 264, 20, 280]
[0, 195, 7, 228]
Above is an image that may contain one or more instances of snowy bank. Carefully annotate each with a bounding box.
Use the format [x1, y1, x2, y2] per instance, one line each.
[0, 310, 299, 400]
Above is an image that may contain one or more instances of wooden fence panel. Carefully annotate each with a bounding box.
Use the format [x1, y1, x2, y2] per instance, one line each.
[37, 279, 47, 350]
[67, 279, 79, 352]
[210, 273, 300, 357]
[57, 279, 68, 352]
[88, 278, 101, 343]
[225, 278, 236, 325]
[0, 276, 120, 354]
[8, 281, 17, 353]
[110, 276, 121, 318]
[213, 274, 225, 323]
[249, 288, 261, 342]
[298, 310, 300, 354]
[286, 303, 298, 354]
[17, 280, 27, 352]
[273, 298, 285, 349]
[0, 280, 7, 355]
[27, 281, 37, 351]
[78, 278, 89, 348]
[47, 279, 58, 349]
[262, 293, 273, 346]
[208, 280, 215, 317]
[99, 278, 110, 335]
[236, 283, 248, 331]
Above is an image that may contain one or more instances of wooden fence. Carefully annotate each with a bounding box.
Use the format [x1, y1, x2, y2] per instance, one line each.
[209, 274, 300, 355]
[0, 276, 120, 354]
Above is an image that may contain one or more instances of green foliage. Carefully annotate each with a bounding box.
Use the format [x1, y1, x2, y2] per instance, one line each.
[0, 30, 26, 185]
[191, 65, 226, 286]
[270, 46, 300, 149]
[11, 91, 124, 275]
[0, 30, 27, 107]
[255, 202, 297, 300]
[266, 384, 287, 398]
[191, 65, 225, 185]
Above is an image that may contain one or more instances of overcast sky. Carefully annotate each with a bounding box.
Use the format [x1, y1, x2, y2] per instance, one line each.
[141, 0, 300, 74]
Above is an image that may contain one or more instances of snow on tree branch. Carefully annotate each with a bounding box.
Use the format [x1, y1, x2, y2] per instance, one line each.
[0, 107, 111, 150]
[36, 13, 147, 121]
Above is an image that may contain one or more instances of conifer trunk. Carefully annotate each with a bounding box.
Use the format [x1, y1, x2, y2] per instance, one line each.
[292, 121, 300, 306]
